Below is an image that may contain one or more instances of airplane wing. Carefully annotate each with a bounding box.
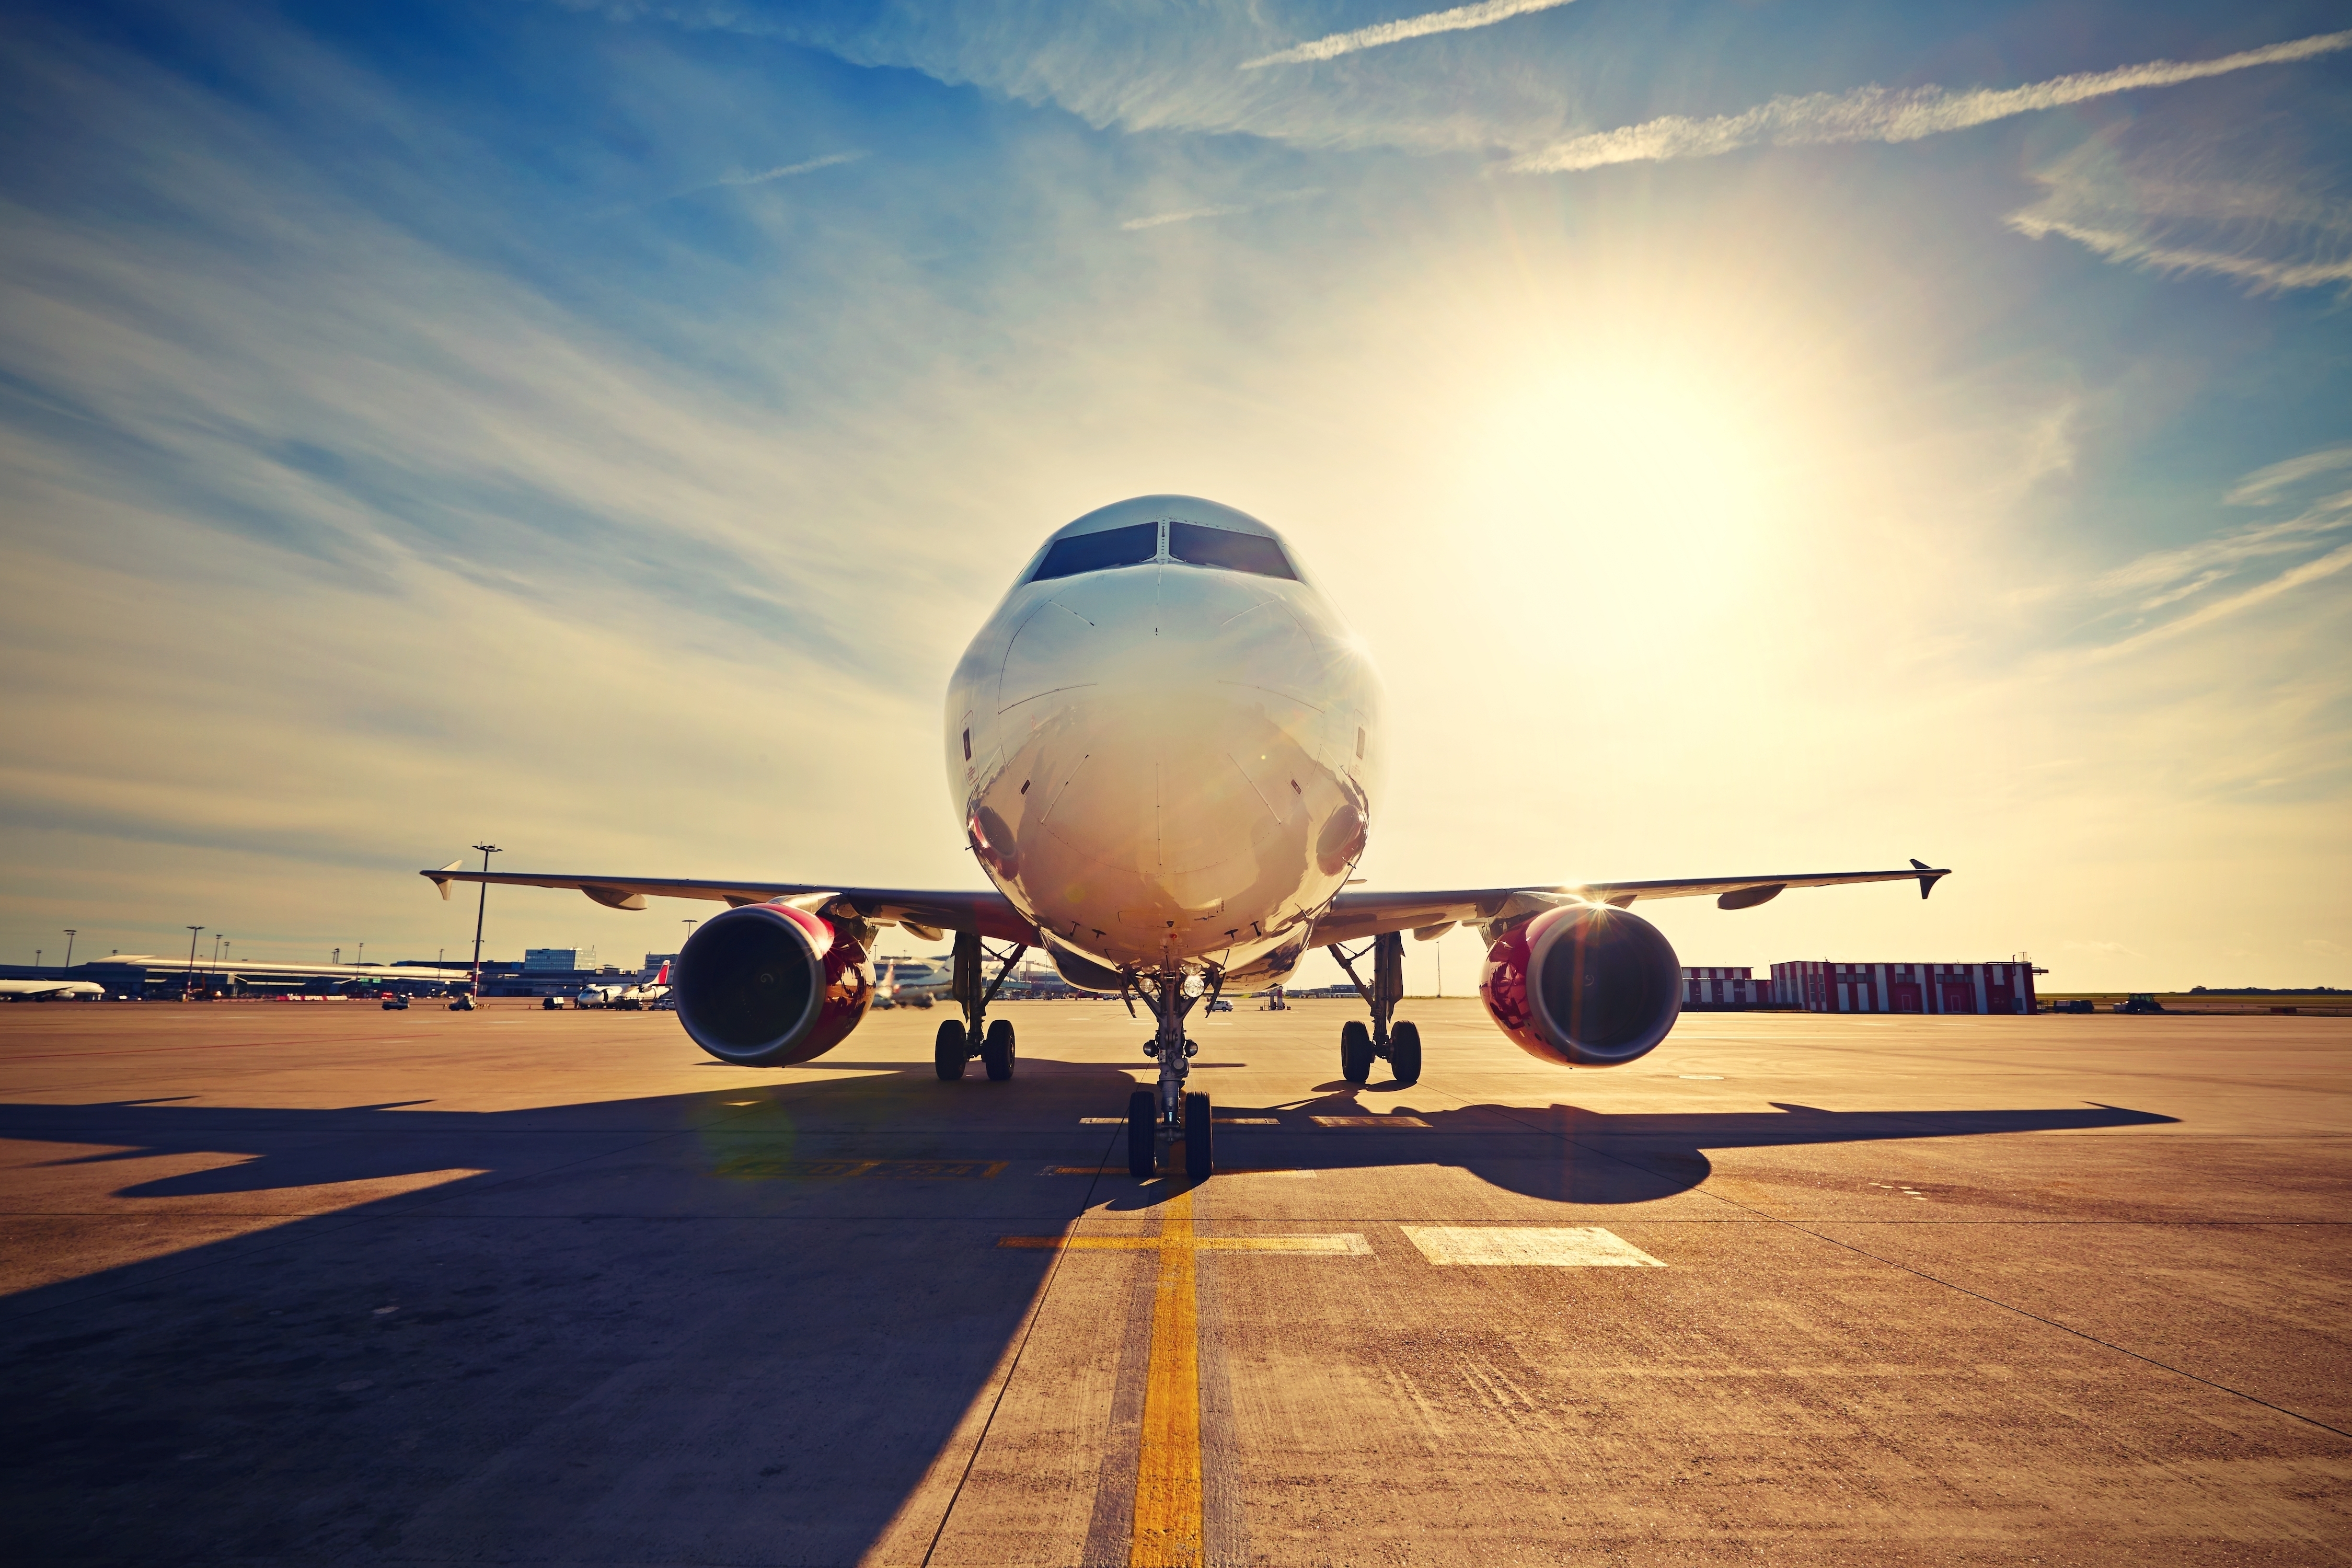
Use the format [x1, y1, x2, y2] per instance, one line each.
[421, 869, 1036, 944]
[1307, 861, 1951, 947]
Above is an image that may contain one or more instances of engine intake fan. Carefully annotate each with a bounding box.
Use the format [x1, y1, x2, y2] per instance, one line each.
[1479, 902, 1682, 1067]
[675, 903, 871, 1066]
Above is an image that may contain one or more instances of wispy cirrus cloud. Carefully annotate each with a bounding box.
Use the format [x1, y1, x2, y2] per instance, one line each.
[1242, 0, 1579, 70]
[1509, 30, 2352, 174]
[2090, 540, 2352, 658]
[2007, 151, 2352, 295]
[2229, 447, 2352, 506]
[2084, 443, 2352, 654]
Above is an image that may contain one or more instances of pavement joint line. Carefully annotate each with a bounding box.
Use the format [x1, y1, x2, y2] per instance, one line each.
[1466, 1098, 2352, 1444]
[917, 1125, 1115, 1567]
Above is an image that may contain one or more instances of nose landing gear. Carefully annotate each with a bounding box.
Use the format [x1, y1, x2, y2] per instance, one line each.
[1328, 931, 1421, 1087]
[1126, 967, 1217, 1178]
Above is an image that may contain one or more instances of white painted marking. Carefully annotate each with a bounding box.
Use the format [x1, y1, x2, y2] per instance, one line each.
[1226, 1168, 1316, 1178]
[1080, 1116, 1125, 1124]
[1214, 1117, 1280, 1125]
[1401, 1226, 1666, 1267]
[1312, 1115, 1429, 1127]
[1678, 1074, 1723, 1080]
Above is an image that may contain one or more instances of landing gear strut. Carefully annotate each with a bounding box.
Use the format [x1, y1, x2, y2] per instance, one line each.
[1126, 967, 1216, 1179]
[933, 931, 1028, 1081]
[1328, 931, 1421, 1087]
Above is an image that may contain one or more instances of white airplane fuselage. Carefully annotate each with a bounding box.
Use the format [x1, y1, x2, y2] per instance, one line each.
[946, 497, 1382, 984]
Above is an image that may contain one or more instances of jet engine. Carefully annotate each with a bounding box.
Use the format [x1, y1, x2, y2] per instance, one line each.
[674, 903, 872, 1066]
[1479, 901, 1682, 1067]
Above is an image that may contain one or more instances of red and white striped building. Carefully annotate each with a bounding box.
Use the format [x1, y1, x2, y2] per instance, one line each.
[1681, 967, 1772, 1009]
[1770, 961, 2037, 1015]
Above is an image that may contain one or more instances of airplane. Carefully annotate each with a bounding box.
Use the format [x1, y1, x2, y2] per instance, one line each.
[614, 960, 674, 1011]
[425, 495, 1947, 1181]
[0, 977, 105, 1001]
[872, 954, 947, 1009]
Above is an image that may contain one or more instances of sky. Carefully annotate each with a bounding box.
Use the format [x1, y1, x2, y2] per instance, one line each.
[1, 0, 2346, 993]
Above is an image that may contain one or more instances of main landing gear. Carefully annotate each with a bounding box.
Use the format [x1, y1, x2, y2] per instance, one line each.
[1126, 967, 1215, 1180]
[933, 931, 1029, 1082]
[1328, 931, 1421, 1088]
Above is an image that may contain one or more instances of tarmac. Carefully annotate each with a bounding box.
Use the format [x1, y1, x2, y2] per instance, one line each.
[2, 996, 2346, 1565]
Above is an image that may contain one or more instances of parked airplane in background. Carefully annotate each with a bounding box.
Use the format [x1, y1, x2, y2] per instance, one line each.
[615, 960, 673, 1011]
[428, 496, 1946, 1179]
[0, 977, 105, 1000]
[873, 955, 947, 1009]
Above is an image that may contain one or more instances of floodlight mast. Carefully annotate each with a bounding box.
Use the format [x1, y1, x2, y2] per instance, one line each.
[184, 926, 203, 1000]
[468, 844, 501, 1002]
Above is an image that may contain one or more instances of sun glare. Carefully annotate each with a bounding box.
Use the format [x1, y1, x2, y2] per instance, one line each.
[1456, 354, 1793, 638]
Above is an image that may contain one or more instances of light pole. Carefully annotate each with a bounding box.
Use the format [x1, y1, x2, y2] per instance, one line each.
[33, 950, 41, 969]
[184, 926, 204, 1000]
[468, 843, 501, 1004]
[62, 930, 76, 970]
[356, 941, 364, 966]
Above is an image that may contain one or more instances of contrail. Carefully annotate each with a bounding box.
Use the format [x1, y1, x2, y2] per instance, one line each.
[1119, 189, 1324, 232]
[1510, 30, 2352, 174]
[1243, 0, 1579, 70]
[1122, 204, 1252, 231]
[705, 152, 866, 188]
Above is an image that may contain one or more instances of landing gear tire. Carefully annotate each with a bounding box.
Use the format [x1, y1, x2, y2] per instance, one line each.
[1389, 1020, 1422, 1086]
[1183, 1091, 1214, 1181]
[1127, 1089, 1157, 1178]
[1340, 1019, 1373, 1085]
[933, 1020, 969, 1080]
[982, 1018, 1016, 1081]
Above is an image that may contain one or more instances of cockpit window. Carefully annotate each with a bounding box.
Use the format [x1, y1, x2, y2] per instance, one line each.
[1167, 521, 1297, 581]
[1028, 522, 1160, 583]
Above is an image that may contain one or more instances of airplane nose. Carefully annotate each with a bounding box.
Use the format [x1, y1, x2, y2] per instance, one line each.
[999, 566, 1330, 711]
[983, 564, 1369, 961]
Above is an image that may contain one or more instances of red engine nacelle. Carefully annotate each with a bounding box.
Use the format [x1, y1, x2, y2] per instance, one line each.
[1480, 901, 1682, 1067]
[674, 903, 872, 1066]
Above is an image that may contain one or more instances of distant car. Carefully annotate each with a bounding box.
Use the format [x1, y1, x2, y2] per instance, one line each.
[380, 993, 409, 1011]
[448, 994, 475, 1011]
[1206, 997, 1232, 1012]
[2114, 993, 2166, 1014]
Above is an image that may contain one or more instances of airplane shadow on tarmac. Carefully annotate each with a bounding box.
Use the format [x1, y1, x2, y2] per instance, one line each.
[0, 1062, 2175, 1565]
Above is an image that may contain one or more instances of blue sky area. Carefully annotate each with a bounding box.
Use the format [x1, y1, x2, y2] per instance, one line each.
[2, 0, 2346, 988]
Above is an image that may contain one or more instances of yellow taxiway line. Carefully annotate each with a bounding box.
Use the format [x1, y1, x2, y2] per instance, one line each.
[997, 1192, 1369, 1565]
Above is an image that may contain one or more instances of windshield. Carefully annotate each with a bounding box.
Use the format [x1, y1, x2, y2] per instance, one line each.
[1168, 521, 1296, 581]
[1028, 522, 1159, 583]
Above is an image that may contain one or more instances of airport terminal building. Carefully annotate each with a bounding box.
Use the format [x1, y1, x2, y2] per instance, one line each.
[1771, 960, 2038, 1014]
